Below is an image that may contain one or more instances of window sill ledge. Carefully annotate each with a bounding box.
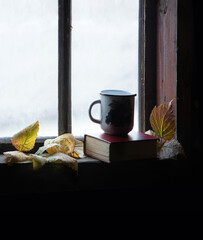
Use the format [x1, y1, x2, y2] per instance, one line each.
[0, 154, 194, 196]
[1, 154, 202, 213]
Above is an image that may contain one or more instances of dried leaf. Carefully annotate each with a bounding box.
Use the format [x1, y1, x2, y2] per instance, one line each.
[158, 139, 186, 159]
[150, 99, 176, 141]
[73, 139, 85, 158]
[11, 121, 40, 152]
[47, 152, 78, 172]
[31, 134, 83, 171]
[29, 154, 47, 170]
[72, 151, 80, 158]
[36, 138, 85, 160]
[44, 133, 75, 155]
[30, 152, 78, 171]
[35, 143, 61, 155]
[3, 151, 30, 163]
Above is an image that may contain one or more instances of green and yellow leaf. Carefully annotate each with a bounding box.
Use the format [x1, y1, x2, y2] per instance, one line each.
[150, 99, 176, 141]
[11, 121, 40, 152]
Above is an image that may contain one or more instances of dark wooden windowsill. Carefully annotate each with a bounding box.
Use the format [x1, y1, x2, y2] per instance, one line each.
[0, 153, 194, 195]
[0, 153, 201, 212]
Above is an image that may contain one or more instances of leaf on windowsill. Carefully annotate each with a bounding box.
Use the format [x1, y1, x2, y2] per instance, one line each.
[35, 143, 61, 155]
[43, 133, 75, 155]
[29, 154, 47, 170]
[36, 133, 85, 159]
[3, 151, 30, 163]
[158, 139, 186, 159]
[147, 99, 185, 159]
[150, 99, 176, 141]
[73, 139, 86, 158]
[145, 130, 185, 159]
[3, 150, 78, 172]
[11, 121, 40, 152]
[29, 152, 78, 172]
[46, 152, 78, 171]
[31, 133, 84, 171]
[4, 128, 83, 172]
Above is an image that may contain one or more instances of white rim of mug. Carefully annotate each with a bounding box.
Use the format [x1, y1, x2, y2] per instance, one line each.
[100, 90, 136, 97]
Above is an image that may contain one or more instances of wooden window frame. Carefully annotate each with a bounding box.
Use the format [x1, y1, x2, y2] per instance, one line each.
[1, 0, 147, 153]
[2, 0, 192, 158]
[1, 0, 141, 151]
[139, 0, 178, 131]
[139, 0, 157, 132]
[0, 0, 71, 152]
[58, 0, 159, 136]
[140, 0, 199, 160]
[58, 0, 72, 135]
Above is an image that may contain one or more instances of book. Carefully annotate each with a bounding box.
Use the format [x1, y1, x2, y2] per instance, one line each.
[84, 131, 158, 163]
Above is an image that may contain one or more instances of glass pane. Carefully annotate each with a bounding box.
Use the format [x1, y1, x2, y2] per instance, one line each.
[72, 0, 139, 135]
[0, 0, 58, 137]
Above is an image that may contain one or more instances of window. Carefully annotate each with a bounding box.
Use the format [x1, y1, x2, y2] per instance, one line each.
[0, 0, 140, 140]
[0, 0, 58, 137]
[72, 0, 139, 135]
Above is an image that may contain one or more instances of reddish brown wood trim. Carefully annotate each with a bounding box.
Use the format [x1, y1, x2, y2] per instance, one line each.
[156, 0, 177, 106]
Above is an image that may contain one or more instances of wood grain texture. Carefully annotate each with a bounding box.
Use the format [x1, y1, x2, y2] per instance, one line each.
[139, 0, 157, 131]
[58, 0, 72, 134]
[157, 0, 177, 105]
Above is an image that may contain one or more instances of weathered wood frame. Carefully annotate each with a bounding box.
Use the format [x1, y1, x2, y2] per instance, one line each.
[139, 0, 157, 132]
[58, 0, 72, 135]
[140, 0, 199, 159]
[139, 0, 177, 131]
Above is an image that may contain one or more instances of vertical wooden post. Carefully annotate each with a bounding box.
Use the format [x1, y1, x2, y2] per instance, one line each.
[156, 0, 177, 105]
[156, 0, 177, 136]
[139, 0, 157, 132]
[58, 0, 72, 135]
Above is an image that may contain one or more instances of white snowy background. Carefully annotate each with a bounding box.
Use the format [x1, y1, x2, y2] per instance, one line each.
[0, 0, 139, 137]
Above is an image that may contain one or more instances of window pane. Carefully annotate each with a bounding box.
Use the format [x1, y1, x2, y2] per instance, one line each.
[72, 0, 139, 135]
[0, 0, 58, 137]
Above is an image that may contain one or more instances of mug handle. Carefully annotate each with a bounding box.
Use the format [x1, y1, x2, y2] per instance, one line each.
[88, 100, 101, 124]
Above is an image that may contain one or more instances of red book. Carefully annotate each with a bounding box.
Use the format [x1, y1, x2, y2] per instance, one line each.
[84, 131, 158, 162]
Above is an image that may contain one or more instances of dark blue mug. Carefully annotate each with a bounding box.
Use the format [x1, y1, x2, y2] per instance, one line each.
[88, 90, 136, 135]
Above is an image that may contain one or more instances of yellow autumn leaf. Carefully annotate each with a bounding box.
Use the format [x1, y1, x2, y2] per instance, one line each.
[11, 121, 40, 152]
[35, 136, 85, 160]
[150, 99, 176, 141]
[44, 133, 75, 155]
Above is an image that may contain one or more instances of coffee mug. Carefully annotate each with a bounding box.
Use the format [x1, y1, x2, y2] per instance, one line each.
[88, 90, 136, 135]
